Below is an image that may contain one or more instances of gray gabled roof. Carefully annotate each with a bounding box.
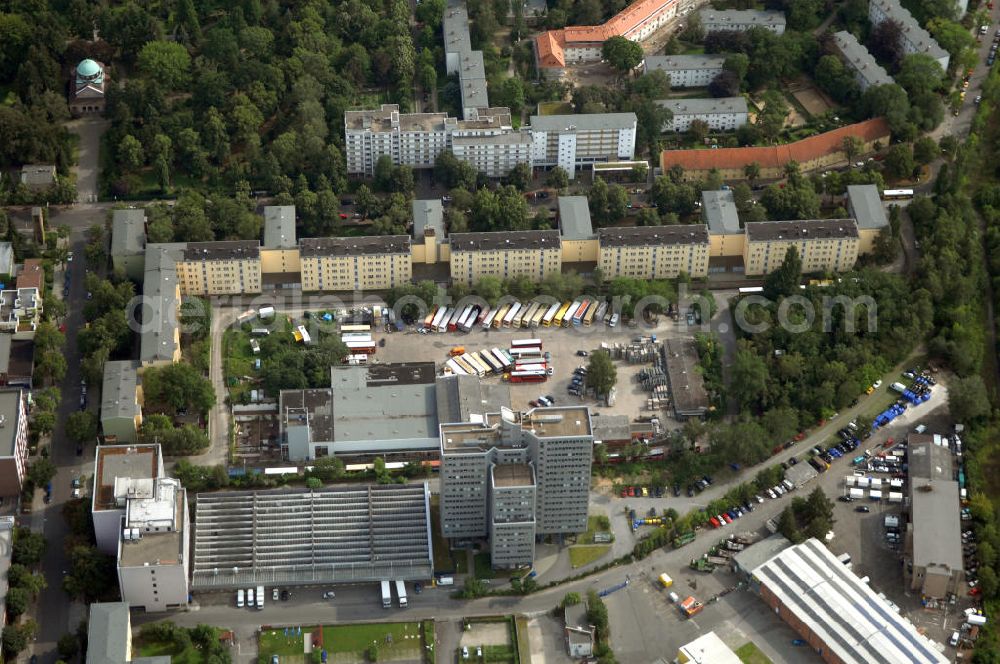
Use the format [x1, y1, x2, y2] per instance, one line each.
[413, 199, 445, 240]
[657, 97, 748, 116]
[139, 244, 186, 364]
[869, 0, 948, 63]
[102, 360, 140, 421]
[86, 603, 132, 664]
[558, 196, 595, 240]
[644, 55, 726, 73]
[846, 185, 889, 231]
[111, 209, 146, 258]
[702, 190, 742, 235]
[832, 32, 894, 88]
[263, 205, 297, 249]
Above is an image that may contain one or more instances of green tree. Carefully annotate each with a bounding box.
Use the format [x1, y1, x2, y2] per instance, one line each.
[27, 457, 57, 488]
[948, 376, 991, 423]
[57, 634, 79, 661]
[12, 528, 46, 566]
[62, 545, 117, 601]
[884, 144, 915, 179]
[546, 166, 570, 192]
[585, 351, 617, 398]
[686, 119, 710, 144]
[842, 135, 863, 165]
[763, 245, 802, 299]
[743, 162, 760, 184]
[562, 592, 582, 607]
[65, 411, 98, 445]
[137, 41, 192, 89]
[912, 136, 938, 165]
[506, 162, 532, 191]
[141, 363, 216, 415]
[730, 342, 768, 411]
[5, 587, 28, 617]
[1, 622, 33, 656]
[118, 134, 144, 171]
[602, 36, 644, 76]
[306, 477, 323, 489]
[895, 54, 944, 97]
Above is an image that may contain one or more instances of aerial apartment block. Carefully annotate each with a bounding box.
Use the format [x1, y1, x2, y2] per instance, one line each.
[298, 236, 412, 292]
[110, 209, 147, 281]
[534, 0, 691, 69]
[597, 226, 711, 279]
[869, 0, 950, 71]
[743, 219, 860, 276]
[643, 54, 726, 87]
[439, 406, 593, 568]
[845, 184, 890, 253]
[174, 241, 262, 296]
[831, 31, 894, 92]
[657, 97, 748, 133]
[528, 113, 638, 179]
[702, 189, 744, 257]
[0, 390, 28, 497]
[449, 230, 562, 286]
[100, 360, 142, 444]
[699, 9, 786, 34]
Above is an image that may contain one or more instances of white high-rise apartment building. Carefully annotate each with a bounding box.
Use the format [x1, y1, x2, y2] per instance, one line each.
[528, 113, 638, 179]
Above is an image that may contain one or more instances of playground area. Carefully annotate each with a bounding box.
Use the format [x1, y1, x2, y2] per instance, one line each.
[259, 622, 432, 663]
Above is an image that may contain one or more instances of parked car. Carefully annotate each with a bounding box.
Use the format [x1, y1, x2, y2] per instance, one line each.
[855, 506, 871, 513]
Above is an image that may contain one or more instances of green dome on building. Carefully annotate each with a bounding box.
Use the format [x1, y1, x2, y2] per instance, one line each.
[77, 59, 102, 80]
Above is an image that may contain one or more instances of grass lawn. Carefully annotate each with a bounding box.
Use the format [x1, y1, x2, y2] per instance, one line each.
[259, 629, 306, 657]
[474, 551, 496, 579]
[569, 544, 611, 568]
[735, 641, 774, 664]
[136, 626, 231, 663]
[577, 515, 613, 544]
[320, 622, 424, 657]
[537, 101, 573, 115]
[514, 616, 531, 663]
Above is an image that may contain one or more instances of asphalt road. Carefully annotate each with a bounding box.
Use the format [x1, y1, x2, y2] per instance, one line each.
[30, 231, 95, 660]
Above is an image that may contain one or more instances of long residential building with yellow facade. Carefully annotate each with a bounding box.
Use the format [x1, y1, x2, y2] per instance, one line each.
[598, 226, 711, 279]
[744, 219, 860, 276]
[449, 230, 562, 286]
[175, 241, 262, 296]
[299, 236, 413, 291]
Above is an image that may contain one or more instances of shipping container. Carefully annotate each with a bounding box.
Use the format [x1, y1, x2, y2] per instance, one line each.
[453, 356, 478, 376]
[563, 300, 581, 327]
[482, 307, 499, 330]
[480, 351, 504, 373]
[553, 301, 572, 327]
[491, 348, 513, 370]
[502, 302, 522, 328]
[492, 304, 511, 329]
[431, 307, 448, 331]
[572, 299, 590, 326]
[447, 307, 464, 332]
[445, 358, 467, 375]
[583, 300, 600, 326]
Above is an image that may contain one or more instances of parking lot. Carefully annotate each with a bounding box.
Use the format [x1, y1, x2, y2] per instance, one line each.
[368, 310, 730, 422]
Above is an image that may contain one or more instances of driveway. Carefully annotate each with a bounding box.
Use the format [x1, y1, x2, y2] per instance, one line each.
[66, 117, 108, 204]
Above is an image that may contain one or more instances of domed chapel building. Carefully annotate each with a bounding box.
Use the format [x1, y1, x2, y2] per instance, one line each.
[69, 58, 107, 116]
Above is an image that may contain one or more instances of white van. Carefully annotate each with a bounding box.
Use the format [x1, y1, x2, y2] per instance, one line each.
[256, 585, 264, 610]
[237, 589, 245, 607]
[668, 591, 680, 604]
[950, 631, 960, 646]
[247, 587, 255, 606]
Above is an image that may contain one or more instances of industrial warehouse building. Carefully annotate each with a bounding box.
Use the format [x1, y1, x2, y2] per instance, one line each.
[191, 483, 433, 589]
[279, 363, 511, 462]
[750, 538, 949, 664]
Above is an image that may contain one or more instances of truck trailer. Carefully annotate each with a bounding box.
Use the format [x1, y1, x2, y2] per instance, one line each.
[395, 580, 408, 608]
[380, 580, 391, 608]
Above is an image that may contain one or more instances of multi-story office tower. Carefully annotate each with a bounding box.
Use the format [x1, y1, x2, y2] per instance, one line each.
[299, 236, 412, 292]
[643, 55, 726, 87]
[440, 407, 593, 568]
[743, 219, 860, 276]
[597, 226, 711, 279]
[657, 97, 749, 133]
[449, 230, 562, 286]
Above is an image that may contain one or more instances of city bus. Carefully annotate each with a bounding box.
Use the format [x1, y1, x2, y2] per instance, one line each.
[882, 189, 913, 200]
[738, 286, 764, 295]
[583, 300, 599, 326]
[492, 304, 511, 329]
[481, 307, 499, 330]
[341, 324, 371, 333]
[447, 307, 464, 332]
[423, 307, 437, 330]
[430, 306, 448, 331]
[511, 339, 543, 351]
[466, 352, 492, 376]
[459, 306, 480, 333]
[502, 302, 522, 328]
[475, 307, 490, 326]
[438, 308, 455, 333]
[345, 340, 377, 354]
[453, 355, 478, 376]
[445, 358, 467, 376]
[562, 301, 581, 328]
[510, 348, 543, 361]
[572, 299, 590, 326]
[491, 348, 513, 370]
[594, 301, 608, 324]
[553, 301, 571, 327]
[509, 370, 547, 383]
[517, 302, 539, 329]
[480, 351, 504, 373]
[529, 303, 546, 328]
[453, 306, 473, 332]
[542, 303, 560, 327]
